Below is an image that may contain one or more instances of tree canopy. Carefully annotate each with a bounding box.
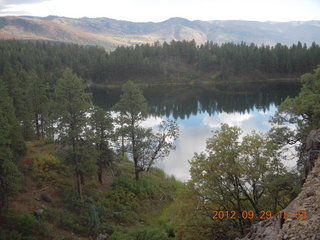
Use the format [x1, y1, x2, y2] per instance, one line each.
[185, 124, 300, 238]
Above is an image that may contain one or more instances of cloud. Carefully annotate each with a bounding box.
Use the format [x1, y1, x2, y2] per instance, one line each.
[0, 0, 49, 5]
[203, 112, 254, 129]
[158, 123, 213, 181]
[141, 116, 163, 129]
[0, 0, 52, 14]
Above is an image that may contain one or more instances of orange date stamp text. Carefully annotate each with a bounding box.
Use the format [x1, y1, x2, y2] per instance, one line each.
[211, 210, 308, 220]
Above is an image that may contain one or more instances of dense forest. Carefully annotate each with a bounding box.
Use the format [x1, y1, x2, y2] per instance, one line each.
[1, 40, 320, 85]
[0, 39, 320, 239]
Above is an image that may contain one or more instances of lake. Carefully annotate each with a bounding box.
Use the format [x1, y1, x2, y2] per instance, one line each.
[92, 81, 300, 181]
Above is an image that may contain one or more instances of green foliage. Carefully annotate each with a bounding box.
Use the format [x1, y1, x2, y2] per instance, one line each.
[57, 185, 83, 212]
[109, 231, 134, 240]
[0, 148, 21, 209]
[32, 152, 66, 182]
[113, 80, 148, 181]
[0, 78, 26, 160]
[130, 225, 168, 240]
[184, 124, 299, 238]
[274, 66, 320, 138]
[4, 212, 52, 239]
[55, 68, 91, 142]
[0, 89, 22, 213]
[271, 66, 320, 170]
[109, 226, 168, 240]
[105, 186, 138, 222]
[112, 176, 157, 199]
[113, 80, 179, 181]
[55, 68, 95, 199]
[113, 80, 148, 119]
[0, 40, 319, 86]
[90, 106, 114, 184]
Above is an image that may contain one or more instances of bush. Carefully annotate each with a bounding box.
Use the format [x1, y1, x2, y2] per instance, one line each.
[109, 231, 133, 240]
[104, 186, 138, 223]
[130, 226, 168, 240]
[111, 176, 157, 199]
[57, 186, 82, 212]
[32, 153, 66, 182]
[4, 212, 52, 239]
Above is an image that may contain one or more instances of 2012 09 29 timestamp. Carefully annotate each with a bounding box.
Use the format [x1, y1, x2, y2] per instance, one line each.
[211, 210, 308, 220]
[212, 210, 272, 220]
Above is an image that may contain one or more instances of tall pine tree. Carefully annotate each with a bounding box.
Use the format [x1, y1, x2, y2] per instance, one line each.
[55, 68, 94, 199]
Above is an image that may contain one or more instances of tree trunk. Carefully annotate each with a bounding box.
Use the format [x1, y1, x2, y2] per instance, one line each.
[121, 134, 125, 157]
[134, 156, 140, 181]
[76, 170, 83, 200]
[35, 113, 40, 139]
[0, 202, 3, 226]
[40, 114, 45, 138]
[236, 196, 244, 235]
[72, 138, 83, 200]
[80, 171, 85, 185]
[98, 160, 103, 184]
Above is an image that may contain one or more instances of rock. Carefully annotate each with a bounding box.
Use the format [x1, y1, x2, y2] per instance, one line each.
[241, 156, 320, 240]
[41, 193, 53, 203]
[304, 129, 320, 180]
[34, 208, 44, 217]
[96, 233, 108, 240]
[40, 205, 48, 210]
[33, 205, 48, 217]
[306, 191, 316, 198]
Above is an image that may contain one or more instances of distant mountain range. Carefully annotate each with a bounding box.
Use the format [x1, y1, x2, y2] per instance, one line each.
[0, 16, 319, 50]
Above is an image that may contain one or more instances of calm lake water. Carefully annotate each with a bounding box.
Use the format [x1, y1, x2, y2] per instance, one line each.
[92, 81, 300, 181]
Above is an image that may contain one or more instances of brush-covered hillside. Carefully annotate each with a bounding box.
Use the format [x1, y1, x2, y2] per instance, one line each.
[1, 138, 183, 240]
[1, 16, 320, 50]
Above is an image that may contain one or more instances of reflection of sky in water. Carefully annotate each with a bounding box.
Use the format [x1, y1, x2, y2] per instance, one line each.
[145, 105, 278, 181]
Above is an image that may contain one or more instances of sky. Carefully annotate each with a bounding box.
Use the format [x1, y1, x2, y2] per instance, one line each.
[0, 0, 319, 22]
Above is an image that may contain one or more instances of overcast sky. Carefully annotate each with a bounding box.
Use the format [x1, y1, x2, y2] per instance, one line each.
[0, 0, 319, 22]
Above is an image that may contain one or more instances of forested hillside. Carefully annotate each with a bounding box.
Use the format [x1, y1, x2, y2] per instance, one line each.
[0, 66, 181, 239]
[1, 40, 320, 86]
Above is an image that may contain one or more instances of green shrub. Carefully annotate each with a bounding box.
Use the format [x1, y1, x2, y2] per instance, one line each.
[109, 231, 133, 240]
[32, 152, 66, 182]
[104, 186, 138, 223]
[112, 176, 157, 199]
[108, 225, 168, 240]
[130, 226, 168, 240]
[4, 213, 52, 239]
[58, 185, 82, 211]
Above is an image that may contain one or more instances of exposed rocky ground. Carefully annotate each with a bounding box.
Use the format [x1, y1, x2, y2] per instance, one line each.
[241, 129, 320, 240]
[241, 157, 320, 240]
[277, 156, 320, 240]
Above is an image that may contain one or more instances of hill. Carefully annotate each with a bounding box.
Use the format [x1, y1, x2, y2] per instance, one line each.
[0, 16, 320, 50]
[1, 140, 182, 239]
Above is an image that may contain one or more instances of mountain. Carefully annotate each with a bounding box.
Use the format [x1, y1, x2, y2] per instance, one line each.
[0, 15, 320, 50]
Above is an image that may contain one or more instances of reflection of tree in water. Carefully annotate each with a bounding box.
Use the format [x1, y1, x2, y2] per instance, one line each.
[91, 82, 300, 119]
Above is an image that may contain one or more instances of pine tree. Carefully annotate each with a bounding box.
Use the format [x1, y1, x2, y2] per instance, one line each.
[113, 80, 148, 180]
[0, 78, 26, 161]
[113, 81, 179, 180]
[0, 80, 21, 222]
[90, 106, 114, 183]
[27, 71, 49, 139]
[55, 68, 93, 199]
